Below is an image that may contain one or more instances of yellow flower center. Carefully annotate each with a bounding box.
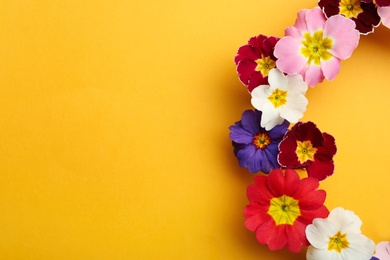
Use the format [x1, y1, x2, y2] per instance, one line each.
[328, 231, 349, 253]
[255, 55, 276, 77]
[268, 195, 301, 225]
[301, 30, 333, 65]
[296, 140, 317, 163]
[340, 0, 363, 19]
[252, 132, 271, 150]
[268, 88, 287, 108]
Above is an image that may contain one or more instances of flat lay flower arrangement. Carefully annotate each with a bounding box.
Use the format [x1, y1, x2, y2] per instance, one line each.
[230, 1, 390, 259]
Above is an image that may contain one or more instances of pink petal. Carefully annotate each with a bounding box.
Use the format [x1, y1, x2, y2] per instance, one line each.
[294, 9, 310, 33]
[305, 7, 327, 33]
[324, 15, 360, 60]
[274, 37, 307, 75]
[304, 64, 325, 87]
[320, 57, 340, 81]
[378, 6, 390, 29]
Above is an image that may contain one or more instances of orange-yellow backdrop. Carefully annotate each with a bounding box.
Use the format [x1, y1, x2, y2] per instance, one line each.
[0, 0, 389, 259]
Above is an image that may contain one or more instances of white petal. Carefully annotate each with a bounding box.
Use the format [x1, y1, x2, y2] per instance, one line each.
[260, 103, 284, 131]
[328, 207, 362, 234]
[279, 92, 308, 123]
[285, 73, 308, 94]
[306, 218, 337, 249]
[268, 68, 288, 90]
[307, 246, 344, 260]
[251, 85, 271, 111]
[341, 234, 375, 260]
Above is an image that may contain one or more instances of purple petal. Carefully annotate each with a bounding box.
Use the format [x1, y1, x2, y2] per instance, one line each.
[237, 144, 256, 169]
[245, 149, 264, 173]
[229, 124, 254, 144]
[241, 110, 261, 135]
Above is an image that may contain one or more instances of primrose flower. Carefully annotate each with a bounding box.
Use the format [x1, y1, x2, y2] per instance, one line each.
[306, 207, 376, 260]
[251, 68, 308, 131]
[234, 35, 280, 92]
[244, 168, 329, 252]
[278, 121, 337, 181]
[371, 241, 390, 260]
[229, 109, 289, 174]
[274, 7, 360, 87]
[318, 0, 380, 34]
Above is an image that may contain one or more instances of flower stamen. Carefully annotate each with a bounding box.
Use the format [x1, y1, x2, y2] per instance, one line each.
[328, 231, 349, 253]
[339, 0, 363, 18]
[301, 30, 333, 65]
[268, 195, 301, 225]
[296, 140, 317, 163]
[255, 55, 276, 77]
[252, 132, 271, 150]
[268, 88, 287, 108]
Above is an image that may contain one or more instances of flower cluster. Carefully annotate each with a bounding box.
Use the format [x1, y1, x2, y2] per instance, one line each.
[228, 1, 389, 258]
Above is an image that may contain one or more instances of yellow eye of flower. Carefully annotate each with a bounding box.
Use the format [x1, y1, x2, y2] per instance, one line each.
[252, 132, 271, 150]
[296, 140, 317, 163]
[339, 0, 363, 19]
[301, 30, 333, 65]
[328, 231, 349, 253]
[255, 55, 276, 77]
[268, 195, 301, 225]
[268, 88, 287, 108]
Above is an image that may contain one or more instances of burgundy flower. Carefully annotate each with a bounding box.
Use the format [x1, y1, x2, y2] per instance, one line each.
[318, 0, 380, 34]
[234, 35, 279, 92]
[278, 122, 337, 181]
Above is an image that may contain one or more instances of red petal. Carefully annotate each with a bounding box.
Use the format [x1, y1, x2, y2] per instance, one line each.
[267, 168, 300, 197]
[247, 72, 267, 92]
[298, 205, 329, 225]
[244, 202, 270, 231]
[293, 177, 319, 199]
[278, 131, 310, 168]
[298, 189, 327, 210]
[248, 34, 268, 49]
[255, 219, 277, 245]
[294, 122, 324, 146]
[285, 222, 307, 252]
[247, 176, 273, 203]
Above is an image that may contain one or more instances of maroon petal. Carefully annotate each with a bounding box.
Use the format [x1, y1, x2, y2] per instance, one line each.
[235, 45, 260, 64]
[247, 34, 268, 49]
[306, 158, 335, 181]
[376, 0, 390, 7]
[236, 59, 257, 85]
[247, 72, 268, 92]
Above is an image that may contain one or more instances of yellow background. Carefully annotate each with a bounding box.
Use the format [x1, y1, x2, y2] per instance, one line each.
[0, 0, 389, 259]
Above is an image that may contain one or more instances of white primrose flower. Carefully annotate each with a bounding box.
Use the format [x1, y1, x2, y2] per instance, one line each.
[306, 207, 375, 260]
[251, 68, 308, 131]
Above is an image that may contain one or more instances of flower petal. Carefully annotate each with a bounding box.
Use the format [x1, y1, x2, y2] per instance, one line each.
[247, 175, 274, 203]
[251, 85, 270, 111]
[236, 144, 256, 169]
[343, 233, 376, 260]
[324, 15, 360, 60]
[236, 59, 257, 85]
[241, 110, 261, 135]
[229, 124, 254, 144]
[274, 37, 307, 75]
[245, 149, 265, 173]
[306, 158, 335, 181]
[259, 103, 284, 131]
[320, 57, 340, 81]
[306, 218, 337, 249]
[279, 92, 308, 123]
[244, 202, 271, 231]
[327, 207, 362, 234]
[267, 168, 300, 197]
[378, 6, 390, 29]
[268, 68, 288, 90]
[304, 64, 325, 87]
[305, 7, 327, 33]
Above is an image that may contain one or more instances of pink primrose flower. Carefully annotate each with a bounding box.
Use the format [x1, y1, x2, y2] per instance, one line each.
[274, 7, 360, 87]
